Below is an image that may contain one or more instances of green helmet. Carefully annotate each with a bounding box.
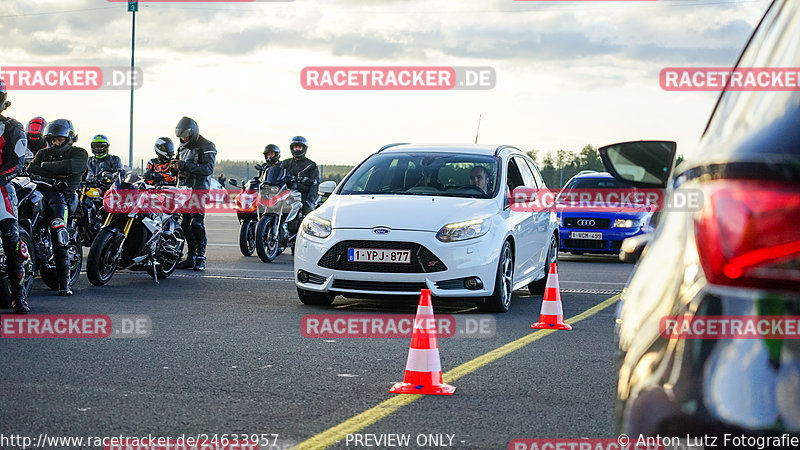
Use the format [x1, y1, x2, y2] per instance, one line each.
[91, 134, 110, 157]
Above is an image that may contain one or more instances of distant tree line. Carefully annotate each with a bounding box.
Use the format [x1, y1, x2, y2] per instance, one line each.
[526, 144, 605, 189]
[526, 145, 685, 189]
[211, 160, 354, 186]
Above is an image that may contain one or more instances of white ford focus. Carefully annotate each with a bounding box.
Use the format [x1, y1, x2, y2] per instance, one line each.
[294, 143, 559, 312]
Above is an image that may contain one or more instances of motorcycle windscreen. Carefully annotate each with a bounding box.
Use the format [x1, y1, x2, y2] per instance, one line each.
[263, 166, 286, 186]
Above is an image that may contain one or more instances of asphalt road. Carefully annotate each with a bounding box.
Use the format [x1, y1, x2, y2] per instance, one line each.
[0, 214, 634, 450]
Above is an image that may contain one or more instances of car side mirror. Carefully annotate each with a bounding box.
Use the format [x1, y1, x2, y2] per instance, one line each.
[318, 180, 336, 196]
[598, 140, 677, 188]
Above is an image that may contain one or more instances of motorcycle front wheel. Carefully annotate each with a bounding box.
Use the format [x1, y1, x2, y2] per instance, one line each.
[86, 229, 122, 286]
[147, 227, 185, 280]
[255, 216, 280, 263]
[239, 220, 256, 256]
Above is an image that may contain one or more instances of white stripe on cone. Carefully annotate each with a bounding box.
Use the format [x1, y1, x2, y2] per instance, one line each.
[415, 305, 434, 317]
[545, 273, 559, 289]
[540, 299, 563, 315]
[405, 348, 443, 372]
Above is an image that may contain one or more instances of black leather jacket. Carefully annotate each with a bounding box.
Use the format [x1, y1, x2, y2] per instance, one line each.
[280, 156, 320, 211]
[177, 135, 216, 190]
[27, 145, 89, 192]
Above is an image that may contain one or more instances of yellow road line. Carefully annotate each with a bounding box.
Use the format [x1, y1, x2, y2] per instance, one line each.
[294, 294, 621, 450]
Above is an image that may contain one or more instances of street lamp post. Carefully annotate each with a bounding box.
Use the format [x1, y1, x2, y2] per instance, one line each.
[127, 0, 138, 169]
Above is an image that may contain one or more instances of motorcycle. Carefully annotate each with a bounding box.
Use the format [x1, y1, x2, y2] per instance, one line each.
[254, 166, 305, 263]
[73, 169, 119, 247]
[86, 172, 185, 285]
[17, 175, 83, 291]
[228, 163, 267, 256]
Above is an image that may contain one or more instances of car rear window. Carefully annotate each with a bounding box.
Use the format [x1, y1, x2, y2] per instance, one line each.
[564, 177, 636, 190]
[339, 152, 499, 198]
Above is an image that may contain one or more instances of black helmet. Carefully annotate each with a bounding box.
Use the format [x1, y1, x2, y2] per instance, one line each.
[263, 144, 281, 165]
[154, 137, 174, 161]
[45, 119, 77, 152]
[290, 136, 308, 158]
[0, 78, 7, 108]
[175, 116, 199, 146]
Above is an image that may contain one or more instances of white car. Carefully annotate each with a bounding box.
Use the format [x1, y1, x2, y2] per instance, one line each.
[294, 143, 559, 312]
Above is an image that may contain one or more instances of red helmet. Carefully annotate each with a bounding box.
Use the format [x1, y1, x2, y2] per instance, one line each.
[26, 117, 47, 144]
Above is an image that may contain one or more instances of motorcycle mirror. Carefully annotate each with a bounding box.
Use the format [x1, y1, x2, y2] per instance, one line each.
[229, 179, 238, 186]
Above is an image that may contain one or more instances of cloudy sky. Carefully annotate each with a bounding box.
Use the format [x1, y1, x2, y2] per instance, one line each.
[1, 0, 770, 167]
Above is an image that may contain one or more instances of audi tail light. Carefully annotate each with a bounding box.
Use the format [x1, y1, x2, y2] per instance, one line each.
[694, 180, 800, 290]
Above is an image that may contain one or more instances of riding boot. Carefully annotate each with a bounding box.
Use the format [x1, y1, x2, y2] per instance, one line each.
[177, 255, 196, 270]
[10, 273, 29, 314]
[55, 249, 72, 296]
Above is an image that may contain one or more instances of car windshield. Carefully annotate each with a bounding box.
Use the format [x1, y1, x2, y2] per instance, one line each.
[339, 152, 499, 198]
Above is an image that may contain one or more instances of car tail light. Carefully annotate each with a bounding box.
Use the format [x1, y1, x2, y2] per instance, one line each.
[694, 179, 800, 290]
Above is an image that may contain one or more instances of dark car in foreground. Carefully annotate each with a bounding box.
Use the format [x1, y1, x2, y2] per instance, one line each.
[610, 0, 800, 439]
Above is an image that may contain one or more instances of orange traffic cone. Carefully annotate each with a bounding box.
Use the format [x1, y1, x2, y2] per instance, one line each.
[390, 289, 455, 395]
[531, 263, 572, 330]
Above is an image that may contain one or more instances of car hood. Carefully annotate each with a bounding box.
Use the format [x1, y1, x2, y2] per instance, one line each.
[320, 195, 498, 232]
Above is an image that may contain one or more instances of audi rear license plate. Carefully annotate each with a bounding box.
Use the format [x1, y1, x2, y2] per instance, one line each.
[348, 248, 411, 263]
[570, 232, 603, 240]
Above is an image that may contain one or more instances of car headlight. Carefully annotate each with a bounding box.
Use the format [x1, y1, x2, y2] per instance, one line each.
[302, 215, 331, 239]
[436, 217, 491, 242]
[613, 219, 638, 228]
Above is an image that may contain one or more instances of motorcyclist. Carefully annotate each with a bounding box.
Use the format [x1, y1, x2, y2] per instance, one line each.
[25, 116, 47, 165]
[171, 116, 216, 271]
[26, 119, 88, 296]
[85, 134, 123, 182]
[259, 144, 281, 178]
[0, 79, 32, 313]
[144, 137, 177, 186]
[279, 136, 320, 238]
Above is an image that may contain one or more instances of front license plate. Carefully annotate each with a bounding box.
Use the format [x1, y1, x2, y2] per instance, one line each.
[570, 232, 603, 240]
[348, 248, 411, 263]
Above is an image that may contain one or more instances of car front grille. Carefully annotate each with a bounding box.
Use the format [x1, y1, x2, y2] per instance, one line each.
[563, 238, 608, 250]
[564, 218, 611, 229]
[318, 240, 447, 273]
[331, 280, 428, 292]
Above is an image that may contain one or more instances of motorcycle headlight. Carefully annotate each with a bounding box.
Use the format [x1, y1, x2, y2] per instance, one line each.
[436, 217, 491, 242]
[613, 219, 639, 228]
[302, 215, 331, 239]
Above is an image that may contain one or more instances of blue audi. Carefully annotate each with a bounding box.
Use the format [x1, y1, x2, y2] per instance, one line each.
[557, 171, 654, 255]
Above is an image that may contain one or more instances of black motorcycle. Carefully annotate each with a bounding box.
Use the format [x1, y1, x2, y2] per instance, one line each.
[73, 169, 118, 247]
[254, 166, 306, 263]
[87, 172, 185, 285]
[228, 163, 267, 256]
[18, 175, 83, 291]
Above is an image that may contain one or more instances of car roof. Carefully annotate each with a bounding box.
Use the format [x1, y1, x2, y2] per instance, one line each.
[572, 171, 612, 179]
[377, 143, 517, 156]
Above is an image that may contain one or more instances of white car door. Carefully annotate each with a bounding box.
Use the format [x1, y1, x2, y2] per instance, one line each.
[505, 157, 538, 281]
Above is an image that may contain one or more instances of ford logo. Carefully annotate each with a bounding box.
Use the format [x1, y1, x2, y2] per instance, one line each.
[372, 227, 391, 235]
[577, 219, 596, 227]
